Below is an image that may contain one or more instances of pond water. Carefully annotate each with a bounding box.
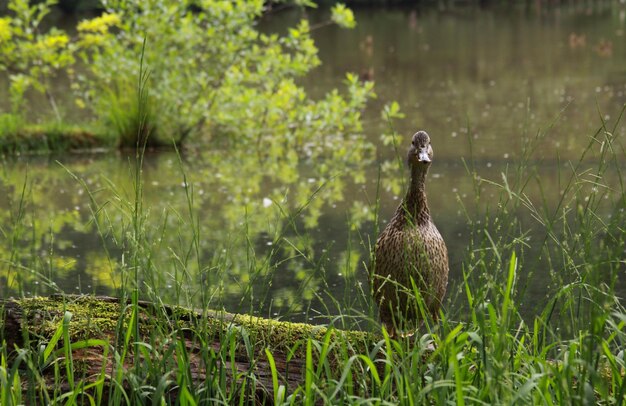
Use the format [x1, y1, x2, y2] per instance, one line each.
[2, 4, 626, 328]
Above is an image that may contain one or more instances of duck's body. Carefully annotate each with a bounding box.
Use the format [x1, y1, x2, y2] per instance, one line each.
[373, 130, 449, 333]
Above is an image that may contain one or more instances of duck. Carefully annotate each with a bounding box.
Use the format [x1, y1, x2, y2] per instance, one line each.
[372, 130, 449, 336]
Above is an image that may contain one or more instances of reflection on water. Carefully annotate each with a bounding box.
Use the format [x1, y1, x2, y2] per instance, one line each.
[2, 5, 626, 327]
[0, 147, 381, 327]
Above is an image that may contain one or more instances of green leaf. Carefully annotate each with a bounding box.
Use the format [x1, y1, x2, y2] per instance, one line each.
[41, 310, 72, 365]
[331, 4, 356, 29]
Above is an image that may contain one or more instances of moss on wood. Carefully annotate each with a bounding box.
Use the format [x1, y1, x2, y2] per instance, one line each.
[9, 295, 373, 354]
[1, 294, 377, 401]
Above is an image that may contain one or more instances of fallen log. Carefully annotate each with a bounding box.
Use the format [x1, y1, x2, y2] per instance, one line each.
[0, 294, 374, 403]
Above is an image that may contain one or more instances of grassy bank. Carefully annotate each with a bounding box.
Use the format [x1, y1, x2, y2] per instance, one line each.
[1, 110, 626, 404]
[0, 117, 113, 154]
[0, 112, 115, 154]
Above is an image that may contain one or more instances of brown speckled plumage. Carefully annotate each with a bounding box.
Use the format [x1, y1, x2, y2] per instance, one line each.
[372, 130, 449, 334]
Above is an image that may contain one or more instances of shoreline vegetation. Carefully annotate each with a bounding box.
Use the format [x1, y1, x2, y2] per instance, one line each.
[1, 0, 366, 153]
[0, 121, 111, 154]
[3, 0, 626, 404]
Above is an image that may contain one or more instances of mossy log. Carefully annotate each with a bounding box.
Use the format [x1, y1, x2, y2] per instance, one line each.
[0, 294, 373, 403]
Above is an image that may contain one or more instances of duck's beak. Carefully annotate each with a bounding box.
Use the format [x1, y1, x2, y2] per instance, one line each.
[418, 148, 431, 163]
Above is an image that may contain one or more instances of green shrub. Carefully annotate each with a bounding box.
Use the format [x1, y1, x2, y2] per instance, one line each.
[0, 0, 76, 120]
[1, 0, 373, 153]
[73, 0, 373, 150]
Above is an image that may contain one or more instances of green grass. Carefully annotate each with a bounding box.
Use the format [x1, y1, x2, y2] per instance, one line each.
[0, 113, 113, 154]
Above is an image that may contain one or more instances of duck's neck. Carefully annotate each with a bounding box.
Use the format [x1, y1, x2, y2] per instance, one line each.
[396, 165, 430, 225]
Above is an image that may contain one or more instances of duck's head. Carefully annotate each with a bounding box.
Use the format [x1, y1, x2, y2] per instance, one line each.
[407, 130, 433, 168]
